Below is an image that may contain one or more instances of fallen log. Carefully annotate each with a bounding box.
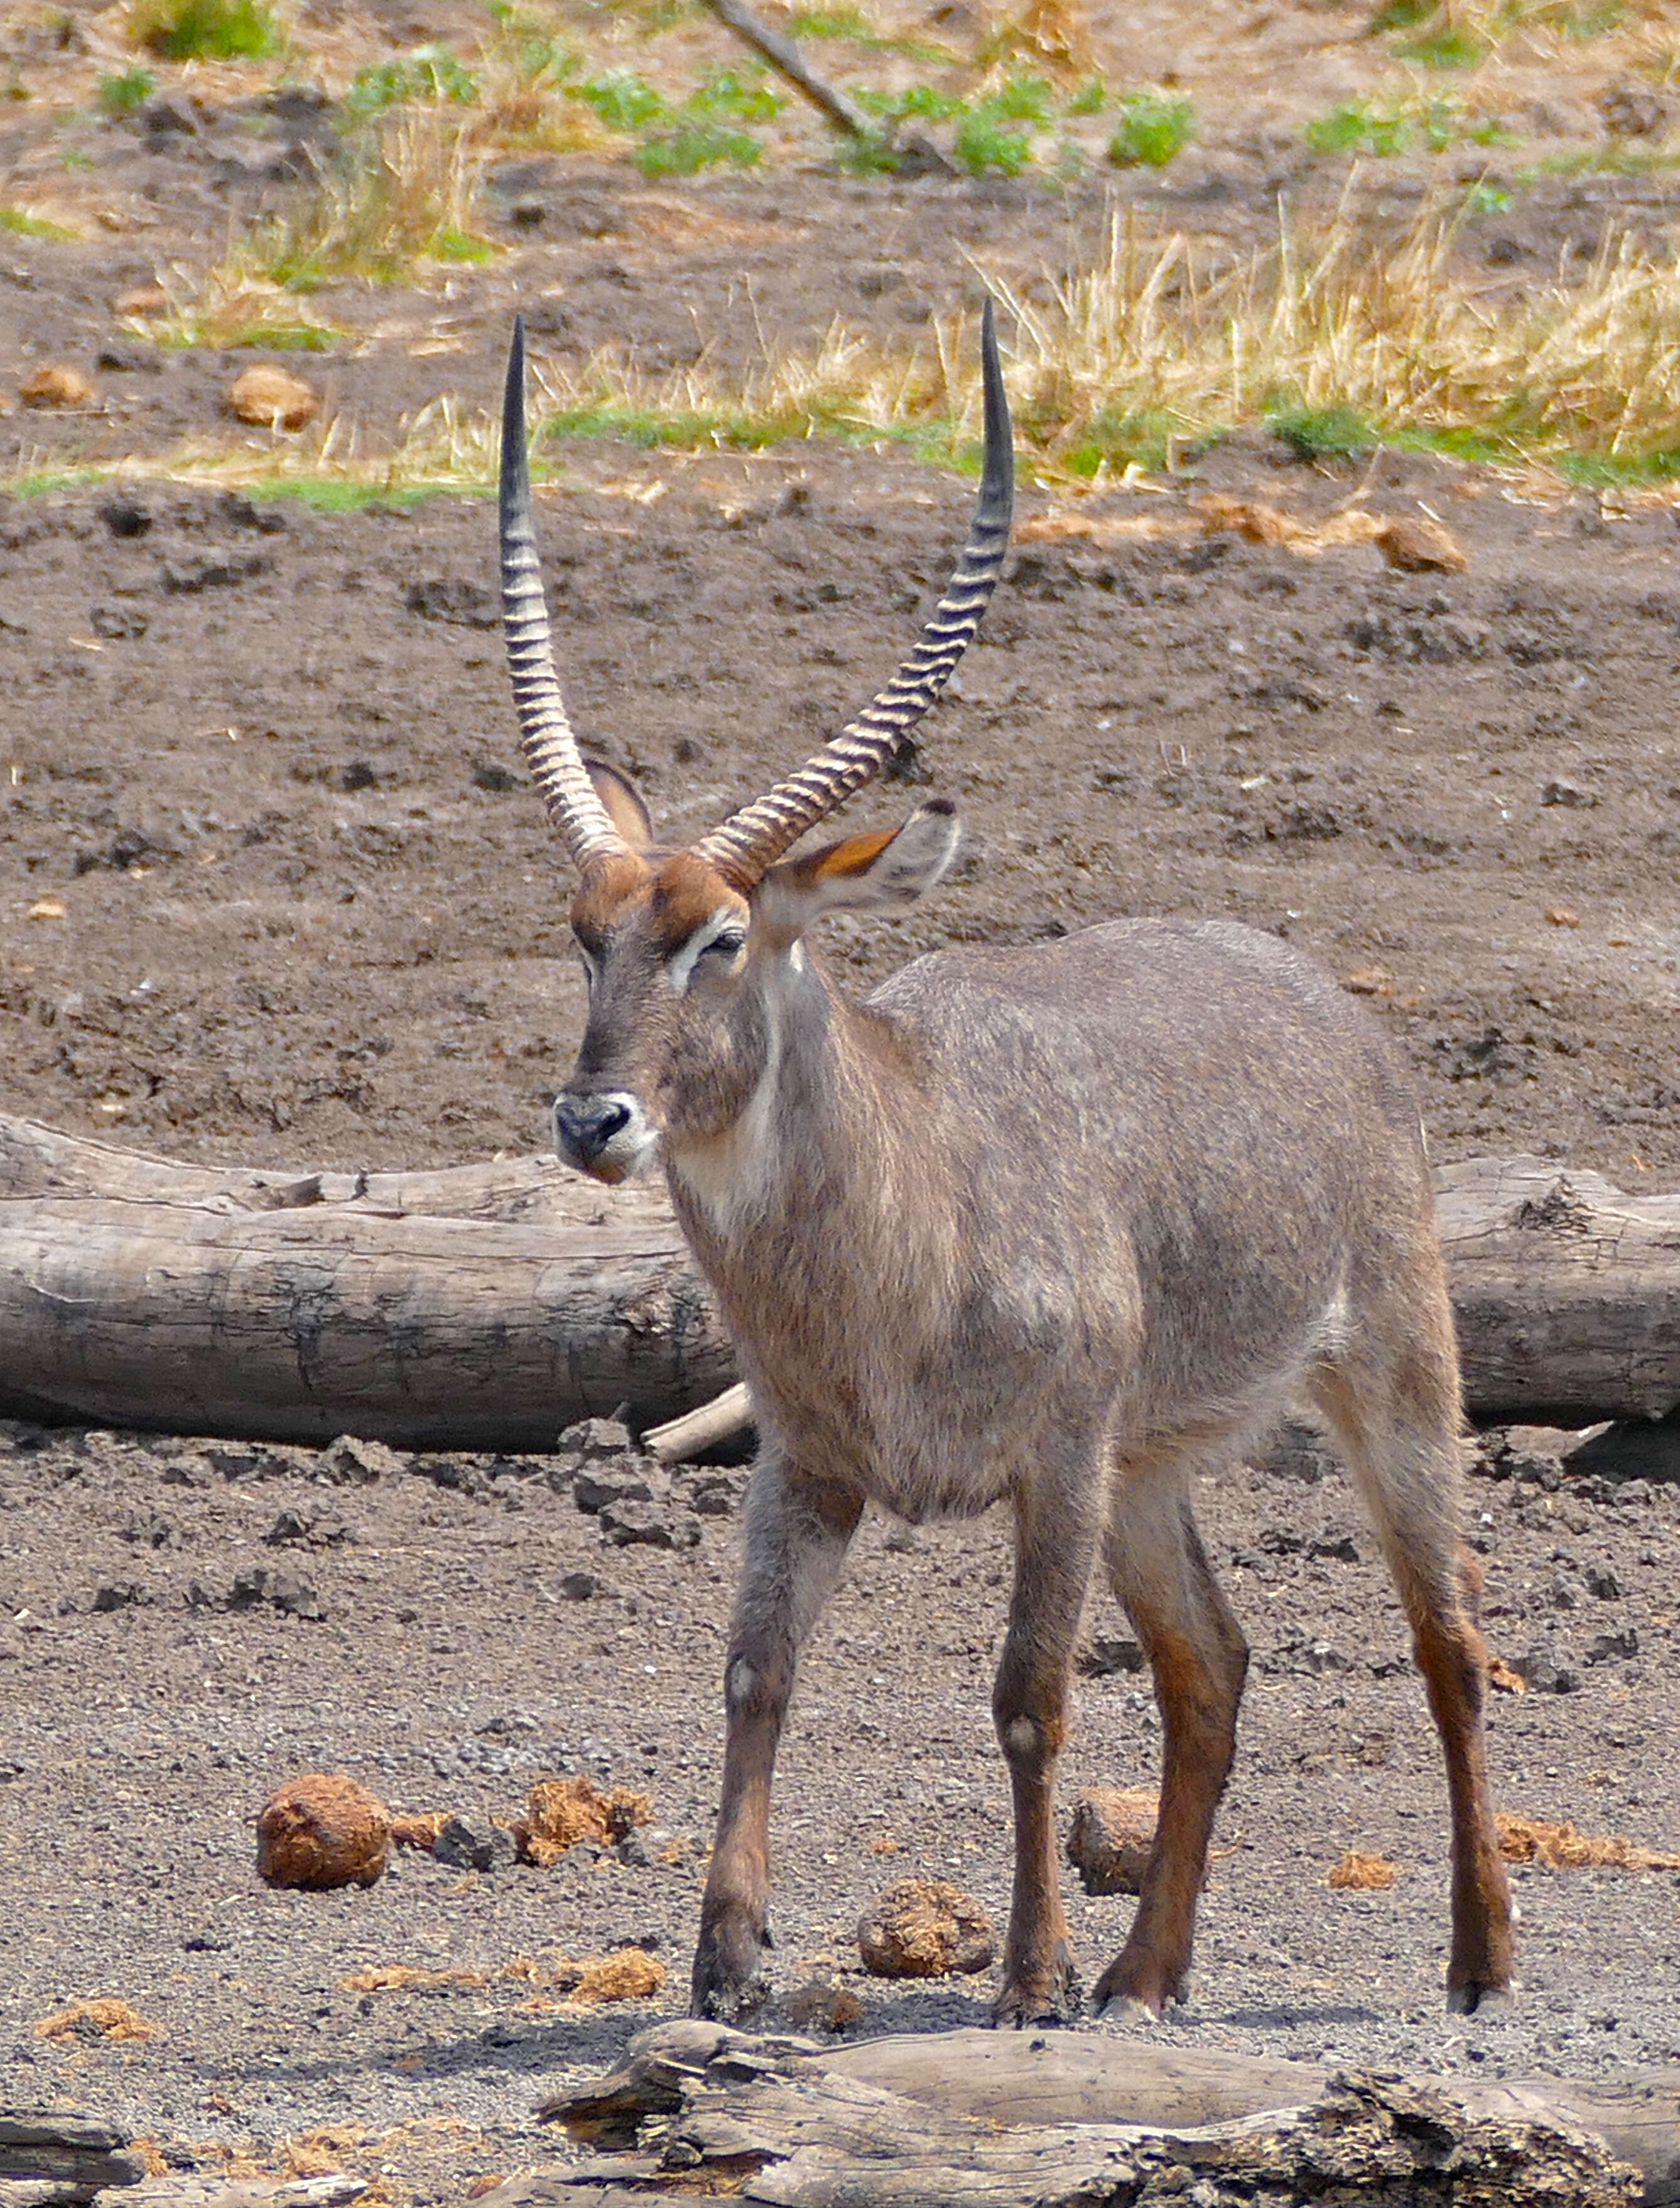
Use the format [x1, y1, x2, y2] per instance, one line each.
[0, 1116, 732, 1450]
[4, 1116, 1680, 1449]
[502, 2020, 1652, 2207]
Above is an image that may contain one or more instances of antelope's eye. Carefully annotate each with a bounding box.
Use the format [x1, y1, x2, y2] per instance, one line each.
[702, 930, 747, 962]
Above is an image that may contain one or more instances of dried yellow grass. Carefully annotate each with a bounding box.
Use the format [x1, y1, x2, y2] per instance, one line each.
[1328, 1849, 1400, 1890]
[35, 1996, 165, 2041]
[1496, 1812, 1680, 1870]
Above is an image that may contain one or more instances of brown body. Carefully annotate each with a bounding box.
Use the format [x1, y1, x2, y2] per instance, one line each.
[494, 308, 1513, 2026]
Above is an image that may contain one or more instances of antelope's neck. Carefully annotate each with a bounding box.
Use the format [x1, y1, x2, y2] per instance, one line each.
[664, 947, 950, 1299]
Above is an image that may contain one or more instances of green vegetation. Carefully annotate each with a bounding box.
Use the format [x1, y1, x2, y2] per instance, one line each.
[573, 62, 784, 175]
[634, 119, 762, 173]
[97, 65, 156, 116]
[0, 204, 73, 237]
[131, 0, 279, 62]
[573, 68, 669, 129]
[1304, 95, 1515, 155]
[1265, 401, 1380, 462]
[786, 5, 953, 62]
[345, 45, 479, 122]
[1107, 87, 1195, 168]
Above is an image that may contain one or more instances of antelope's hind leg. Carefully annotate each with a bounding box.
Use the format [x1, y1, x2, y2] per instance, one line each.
[691, 1454, 862, 2021]
[1309, 1317, 1514, 2013]
[991, 1444, 1106, 2027]
[1091, 1456, 1249, 2021]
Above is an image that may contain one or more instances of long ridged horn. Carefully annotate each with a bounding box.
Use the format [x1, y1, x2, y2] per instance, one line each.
[693, 296, 1014, 890]
[500, 316, 627, 868]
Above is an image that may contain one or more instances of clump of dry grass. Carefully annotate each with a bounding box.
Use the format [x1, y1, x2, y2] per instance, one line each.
[1328, 1849, 1400, 1890]
[248, 108, 496, 289]
[124, 267, 344, 351]
[1497, 1812, 1680, 1869]
[35, 1996, 165, 2041]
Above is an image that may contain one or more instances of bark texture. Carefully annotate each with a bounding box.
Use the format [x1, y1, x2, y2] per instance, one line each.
[511, 2020, 1650, 2207]
[6, 1119, 1680, 1449]
[0, 1116, 732, 1449]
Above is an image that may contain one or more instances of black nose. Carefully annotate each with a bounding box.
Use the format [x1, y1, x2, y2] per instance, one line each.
[553, 1093, 631, 1165]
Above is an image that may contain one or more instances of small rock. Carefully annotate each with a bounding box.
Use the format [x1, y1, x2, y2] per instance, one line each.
[779, 1979, 865, 2031]
[1066, 1787, 1159, 1895]
[472, 759, 521, 792]
[1586, 1628, 1639, 1665]
[1308, 1532, 1360, 1563]
[1586, 1565, 1624, 1600]
[265, 1508, 312, 1544]
[228, 362, 320, 431]
[1075, 1634, 1146, 1678]
[92, 1580, 148, 1612]
[1293, 1638, 1351, 1675]
[90, 604, 148, 640]
[686, 1469, 749, 1516]
[257, 1772, 391, 1890]
[599, 1494, 700, 1548]
[1374, 515, 1466, 574]
[319, 1433, 404, 1484]
[1613, 1479, 1653, 1507]
[1515, 1642, 1581, 1695]
[269, 1571, 325, 1619]
[559, 1416, 636, 1462]
[20, 364, 96, 410]
[1506, 1448, 1563, 1489]
[114, 281, 168, 316]
[1547, 1571, 1581, 1612]
[160, 550, 273, 594]
[858, 1878, 995, 1979]
[95, 341, 161, 374]
[405, 576, 497, 628]
[434, 1809, 518, 1873]
[1541, 778, 1595, 810]
[572, 1462, 658, 1515]
[1599, 79, 1667, 137]
[557, 1570, 599, 1601]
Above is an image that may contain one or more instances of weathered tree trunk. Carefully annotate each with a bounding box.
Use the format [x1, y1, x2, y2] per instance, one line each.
[0, 1116, 732, 1450]
[4, 1118, 1680, 1450]
[509, 2020, 1652, 2207]
[1434, 1155, 1680, 1423]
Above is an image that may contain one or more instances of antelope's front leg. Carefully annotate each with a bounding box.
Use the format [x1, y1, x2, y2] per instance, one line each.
[692, 1453, 862, 2021]
[992, 1454, 1102, 2028]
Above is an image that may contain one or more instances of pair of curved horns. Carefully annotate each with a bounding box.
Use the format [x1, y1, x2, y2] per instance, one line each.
[498, 300, 1014, 887]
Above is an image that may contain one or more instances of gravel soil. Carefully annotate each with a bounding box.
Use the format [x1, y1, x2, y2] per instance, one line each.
[1, 1417, 1678, 2199]
[4, 8, 1680, 2194]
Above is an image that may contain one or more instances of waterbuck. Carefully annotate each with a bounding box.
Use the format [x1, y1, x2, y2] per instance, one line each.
[497, 307, 1512, 2027]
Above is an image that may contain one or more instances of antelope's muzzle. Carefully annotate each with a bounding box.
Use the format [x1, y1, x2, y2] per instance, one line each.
[552, 1089, 651, 1183]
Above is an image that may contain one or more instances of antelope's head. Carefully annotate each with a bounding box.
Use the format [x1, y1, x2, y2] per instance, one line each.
[498, 307, 1012, 1187]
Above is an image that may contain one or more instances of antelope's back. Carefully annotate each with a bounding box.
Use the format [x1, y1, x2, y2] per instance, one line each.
[869, 917, 1443, 1413]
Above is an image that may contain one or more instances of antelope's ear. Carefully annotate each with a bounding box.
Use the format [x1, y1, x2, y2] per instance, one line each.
[754, 799, 960, 942]
[585, 758, 653, 849]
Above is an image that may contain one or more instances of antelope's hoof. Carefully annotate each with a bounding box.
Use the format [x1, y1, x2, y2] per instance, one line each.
[1091, 1958, 1191, 2022]
[1447, 1978, 1514, 2016]
[991, 1942, 1078, 2029]
[691, 1917, 771, 2023]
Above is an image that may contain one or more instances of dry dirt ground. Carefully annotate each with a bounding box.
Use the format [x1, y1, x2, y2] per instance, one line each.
[5, 0, 1680, 2196]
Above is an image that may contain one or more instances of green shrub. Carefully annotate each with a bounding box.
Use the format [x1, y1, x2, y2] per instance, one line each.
[573, 70, 668, 129]
[345, 45, 479, 121]
[953, 107, 1032, 175]
[133, 0, 279, 62]
[1304, 99, 1410, 155]
[98, 65, 156, 115]
[634, 119, 759, 174]
[1066, 76, 1105, 114]
[1107, 87, 1194, 168]
[686, 67, 783, 122]
[1267, 401, 1379, 462]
